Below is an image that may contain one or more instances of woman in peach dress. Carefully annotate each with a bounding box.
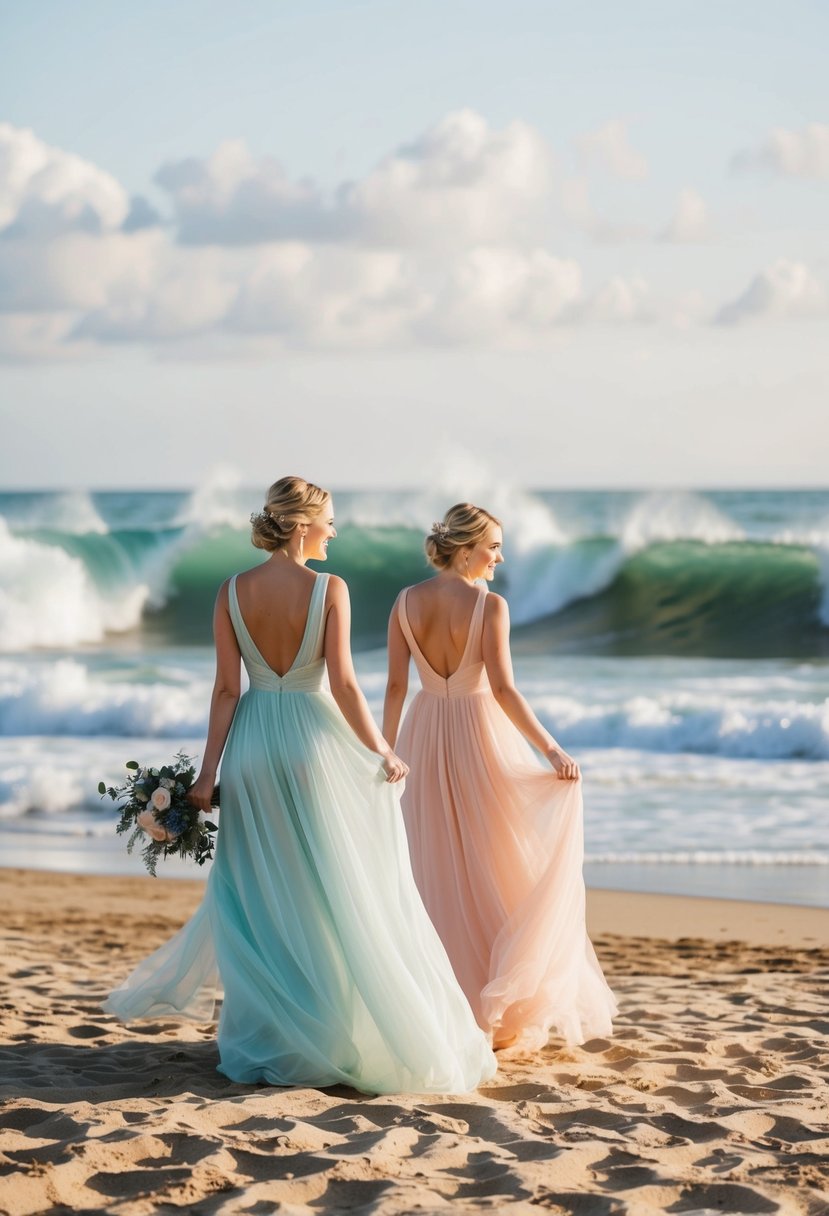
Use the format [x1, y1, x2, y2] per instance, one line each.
[383, 503, 617, 1051]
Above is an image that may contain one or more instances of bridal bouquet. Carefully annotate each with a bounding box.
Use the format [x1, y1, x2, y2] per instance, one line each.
[99, 752, 219, 876]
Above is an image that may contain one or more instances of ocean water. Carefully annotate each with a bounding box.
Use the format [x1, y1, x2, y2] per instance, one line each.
[1, 483, 827, 907]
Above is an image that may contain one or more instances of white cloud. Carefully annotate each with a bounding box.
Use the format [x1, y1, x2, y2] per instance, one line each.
[0, 117, 591, 356]
[579, 275, 652, 323]
[716, 259, 826, 325]
[155, 139, 332, 245]
[156, 110, 555, 250]
[574, 120, 648, 180]
[342, 108, 554, 248]
[0, 123, 128, 236]
[74, 244, 240, 342]
[0, 231, 158, 313]
[5, 117, 778, 359]
[732, 123, 829, 179]
[660, 189, 710, 243]
[0, 312, 79, 362]
[227, 245, 424, 348]
[560, 175, 647, 244]
[416, 248, 582, 345]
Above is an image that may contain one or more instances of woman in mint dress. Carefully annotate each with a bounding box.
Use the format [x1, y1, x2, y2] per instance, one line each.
[104, 476, 495, 1095]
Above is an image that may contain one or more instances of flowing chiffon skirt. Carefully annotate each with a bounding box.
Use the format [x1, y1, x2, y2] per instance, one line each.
[397, 586, 617, 1050]
[104, 574, 496, 1095]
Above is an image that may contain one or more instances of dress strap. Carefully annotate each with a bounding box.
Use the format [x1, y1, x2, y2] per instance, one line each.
[459, 586, 488, 669]
[296, 573, 330, 665]
[227, 575, 256, 660]
[397, 589, 423, 660]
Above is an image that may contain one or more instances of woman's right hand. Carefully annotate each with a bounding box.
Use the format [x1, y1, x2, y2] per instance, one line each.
[547, 747, 581, 781]
[381, 751, 409, 784]
[187, 770, 217, 813]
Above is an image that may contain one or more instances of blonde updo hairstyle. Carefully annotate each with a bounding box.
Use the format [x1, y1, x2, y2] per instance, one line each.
[250, 476, 330, 552]
[425, 502, 502, 570]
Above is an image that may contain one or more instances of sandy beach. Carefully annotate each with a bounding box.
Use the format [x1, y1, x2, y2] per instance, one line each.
[0, 869, 827, 1216]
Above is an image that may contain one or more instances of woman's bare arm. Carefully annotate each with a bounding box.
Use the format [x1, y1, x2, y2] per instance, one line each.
[382, 594, 410, 748]
[325, 577, 407, 782]
[188, 581, 242, 810]
[482, 594, 580, 779]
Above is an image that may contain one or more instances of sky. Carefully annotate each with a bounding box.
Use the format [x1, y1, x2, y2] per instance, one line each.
[1, 0, 827, 489]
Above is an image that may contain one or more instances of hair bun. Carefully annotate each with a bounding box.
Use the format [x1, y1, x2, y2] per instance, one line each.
[250, 476, 329, 553]
[423, 502, 501, 571]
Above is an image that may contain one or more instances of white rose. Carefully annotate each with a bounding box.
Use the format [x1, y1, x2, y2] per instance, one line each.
[151, 786, 171, 812]
[160, 777, 175, 790]
[137, 808, 171, 842]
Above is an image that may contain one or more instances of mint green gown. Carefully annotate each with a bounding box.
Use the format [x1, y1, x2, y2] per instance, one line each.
[104, 573, 496, 1094]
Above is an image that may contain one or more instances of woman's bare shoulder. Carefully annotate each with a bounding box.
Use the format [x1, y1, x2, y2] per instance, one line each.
[324, 573, 349, 602]
[483, 591, 509, 619]
[402, 579, 433, 600]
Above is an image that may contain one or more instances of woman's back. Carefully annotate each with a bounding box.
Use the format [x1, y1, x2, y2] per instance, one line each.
[401, 579, 487, 679]
[233, 563, 321, 679]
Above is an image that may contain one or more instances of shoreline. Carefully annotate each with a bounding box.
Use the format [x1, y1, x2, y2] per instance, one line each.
[2, 866, 828, 945]
[2, 840, 827, 910]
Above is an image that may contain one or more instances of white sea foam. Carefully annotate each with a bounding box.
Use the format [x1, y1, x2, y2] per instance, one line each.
[504, 491, 745, 625]
[173, 465, 248, 531]
[0, 471, 250, 651]
[534, 690, 829, 760]
[2, 653, 827, 765]
[586, 850, 829, 865]
[1, 490, 109, 535]
[502, 491, 747, 628]
[617, 491, 745, 551]
[0, 658, 210, 736]
[0, 736, 204, 820]
[0, 520, 150, 651]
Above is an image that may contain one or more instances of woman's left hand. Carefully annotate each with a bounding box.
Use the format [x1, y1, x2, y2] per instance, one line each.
[547, 747, 581, 781]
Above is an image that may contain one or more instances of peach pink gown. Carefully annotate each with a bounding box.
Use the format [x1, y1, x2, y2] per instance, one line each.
[396, 585, 617, 1050]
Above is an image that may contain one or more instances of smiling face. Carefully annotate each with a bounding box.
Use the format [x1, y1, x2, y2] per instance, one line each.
[463, 523, 504, 581]
[303, 496, 337, 561]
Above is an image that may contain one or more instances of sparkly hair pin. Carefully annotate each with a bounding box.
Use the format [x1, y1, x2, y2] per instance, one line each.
[250, 510, 287, 525]
[431, 521, 450, 537]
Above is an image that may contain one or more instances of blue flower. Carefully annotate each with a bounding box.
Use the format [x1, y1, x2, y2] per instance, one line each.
[165, 808, 191, 838]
